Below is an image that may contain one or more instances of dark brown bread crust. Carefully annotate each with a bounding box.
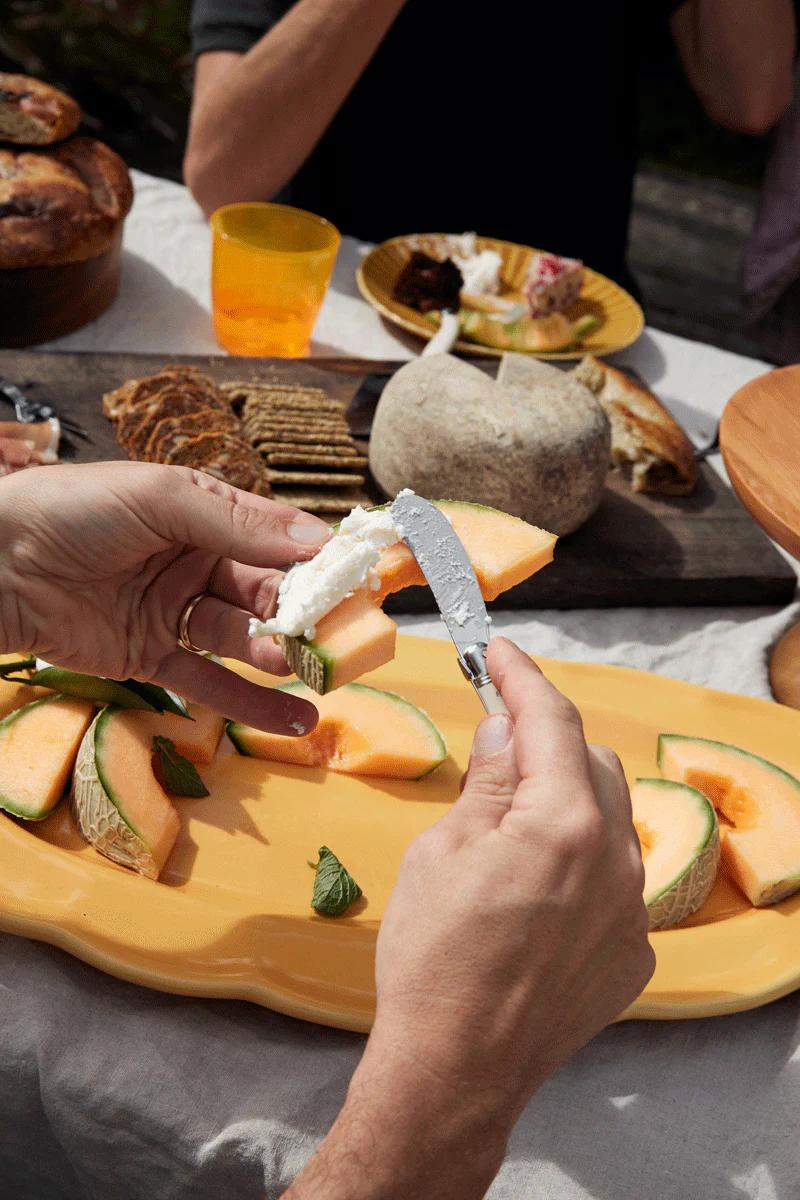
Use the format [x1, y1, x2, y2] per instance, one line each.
[0, 73, 81, 144]
[0, 137, 133, 269]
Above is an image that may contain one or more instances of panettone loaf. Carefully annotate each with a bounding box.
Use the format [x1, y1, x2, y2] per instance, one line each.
[0, 73, 81, 144]
[0, 137, 133, 269]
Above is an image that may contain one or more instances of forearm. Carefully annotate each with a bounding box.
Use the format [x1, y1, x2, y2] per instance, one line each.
[281, 1027, 512, 1200]
[185, 0, 406, 215]
[673, 0, 796, 135]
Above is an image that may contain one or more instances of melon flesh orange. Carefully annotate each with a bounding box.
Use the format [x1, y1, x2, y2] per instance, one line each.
[659, 734, 800, 907]
[227, 682, 447, 779]
[72, 708, 180, 879]
[278, 500, 556, 694]
[125, 702, 225, 764]
[0, 693, 95, 820]
[632, 778, 720, 930]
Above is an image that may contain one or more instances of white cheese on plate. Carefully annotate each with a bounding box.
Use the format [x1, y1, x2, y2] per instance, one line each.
[249, 504, 403, 640]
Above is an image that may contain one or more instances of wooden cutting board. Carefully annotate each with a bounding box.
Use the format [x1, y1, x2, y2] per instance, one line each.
[2, 348, 795, 610]
[721, 366, 800, 706]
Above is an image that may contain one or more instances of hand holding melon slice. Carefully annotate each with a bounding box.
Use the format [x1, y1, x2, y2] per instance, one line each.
[267, 501, 557, 695]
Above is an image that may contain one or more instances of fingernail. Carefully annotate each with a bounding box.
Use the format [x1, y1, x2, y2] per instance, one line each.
[472, 714, 512, 757]
[288, 517, 331, 546]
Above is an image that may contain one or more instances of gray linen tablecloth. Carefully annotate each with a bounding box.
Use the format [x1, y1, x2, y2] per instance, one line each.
[2, 171, 799, 1199]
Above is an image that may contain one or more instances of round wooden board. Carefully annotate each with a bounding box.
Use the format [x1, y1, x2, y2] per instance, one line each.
[3, 637, 800, 1030]
[356, 233, 644, 361]
[721, 364, 800, 561]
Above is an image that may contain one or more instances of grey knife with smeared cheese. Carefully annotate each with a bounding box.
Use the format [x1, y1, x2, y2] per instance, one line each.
[389, 492, 508, 715]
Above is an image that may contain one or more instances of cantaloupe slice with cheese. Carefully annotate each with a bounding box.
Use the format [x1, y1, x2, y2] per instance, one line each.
[0, 693, 95, 820]
[658, 734, 800, 907]
[277, 501, 556, 694]
[227, 682, 447, 779]
[72, 707, 180, 879]
[124, 703, 225, 765]
[631, 778, 720, 930]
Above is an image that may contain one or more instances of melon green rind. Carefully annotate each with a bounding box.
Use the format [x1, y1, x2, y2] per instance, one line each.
[227, 681, 447, 780]
[658, 733, 800, 906]
[275, 635, 332, 695]
[0, 693, 83, 820]
[344, 683, 447, 778]
[72, 708, 157, 879]
[635, 777, 720, 931]
[657, 733, 800, 794]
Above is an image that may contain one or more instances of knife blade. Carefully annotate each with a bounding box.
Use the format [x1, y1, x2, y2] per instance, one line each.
[389, 492, 508, 715]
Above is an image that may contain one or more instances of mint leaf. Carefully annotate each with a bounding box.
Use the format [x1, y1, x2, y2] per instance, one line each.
[310, 846, 362, 916]
[152, 736, 209, 797]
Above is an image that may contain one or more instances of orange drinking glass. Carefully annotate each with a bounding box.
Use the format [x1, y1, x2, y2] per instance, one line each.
[210, 202, 340, 357]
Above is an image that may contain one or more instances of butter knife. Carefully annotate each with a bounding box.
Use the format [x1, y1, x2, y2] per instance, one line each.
[389, 492, 508, 715]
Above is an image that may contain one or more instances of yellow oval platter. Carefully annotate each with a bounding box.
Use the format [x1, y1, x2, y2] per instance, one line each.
[356, 233, 645, 361]
[1, 635, 799, 1032]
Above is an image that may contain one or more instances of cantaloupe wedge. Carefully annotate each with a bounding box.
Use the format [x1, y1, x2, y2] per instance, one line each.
[278, 501, 556, 694]
[227, 682, 447, 779]
[0, 653, 49, 720]
[632, 778, 720, 930]
[124, 703, 225, 765]
[72, 708, 180, 879]
[0, 693, 95, 820]
[659, 734, 800, 907]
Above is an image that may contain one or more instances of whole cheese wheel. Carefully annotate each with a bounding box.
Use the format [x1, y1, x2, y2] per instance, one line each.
[369, 354, 610, 535]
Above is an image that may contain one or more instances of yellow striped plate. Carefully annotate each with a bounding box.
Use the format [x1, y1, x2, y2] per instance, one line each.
[357, 233, 644, 361]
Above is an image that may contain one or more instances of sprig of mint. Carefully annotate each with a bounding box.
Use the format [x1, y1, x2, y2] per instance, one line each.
[152, 736, 209, 797]
[309, 846, 362, 917]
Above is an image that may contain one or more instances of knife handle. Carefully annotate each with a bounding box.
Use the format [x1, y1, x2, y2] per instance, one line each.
[474, 679, 510, 716]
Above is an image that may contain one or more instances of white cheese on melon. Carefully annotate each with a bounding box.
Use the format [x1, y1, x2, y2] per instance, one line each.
[250, 504, 403, 640]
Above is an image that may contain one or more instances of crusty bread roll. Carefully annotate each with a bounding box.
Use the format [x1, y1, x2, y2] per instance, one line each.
[0, 73, 80, 145]
[0, 137, 133, 269]
[572, 355, 698, 496]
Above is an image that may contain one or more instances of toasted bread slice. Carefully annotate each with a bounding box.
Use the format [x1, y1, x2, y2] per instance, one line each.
[572, 356, 698, 495]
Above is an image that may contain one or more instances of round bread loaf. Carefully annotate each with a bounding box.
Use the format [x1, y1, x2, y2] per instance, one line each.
[369, 354, 610, 535]
[0, 137, 133, 269]
[0, 73, 81, 145]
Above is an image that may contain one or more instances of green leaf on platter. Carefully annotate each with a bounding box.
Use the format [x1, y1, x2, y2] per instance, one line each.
[0, 657, 37, 680]
[125, 680, 192, 718]
[309, 846, 363, 917]
[30, 667, 160, 710]
[152, 736, 209, 797]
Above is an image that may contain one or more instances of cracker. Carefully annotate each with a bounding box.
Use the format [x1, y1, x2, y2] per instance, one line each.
[105, 367, 225, 422]
[243, 411, 348, 429]
[244, 423, 350, 443]
[240, 392, 345, 416]
[118, 388, 223, 456]
[255, 441, 358, 457]
[163, 431, 261, 470]
[265, 468, 366, 487]
[145, 408, 240, 462]
[270, 487, 370, 513]
[263, 451, 368, 468]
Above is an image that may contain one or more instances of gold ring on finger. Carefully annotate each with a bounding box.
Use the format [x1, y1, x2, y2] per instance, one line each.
[177, 592, 211, 654]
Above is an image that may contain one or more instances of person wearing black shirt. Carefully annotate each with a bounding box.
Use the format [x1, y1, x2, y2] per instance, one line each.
[185, 1, 794, 289]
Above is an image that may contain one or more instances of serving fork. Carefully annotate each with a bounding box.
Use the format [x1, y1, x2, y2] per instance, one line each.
[0, 378, 92, 442]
